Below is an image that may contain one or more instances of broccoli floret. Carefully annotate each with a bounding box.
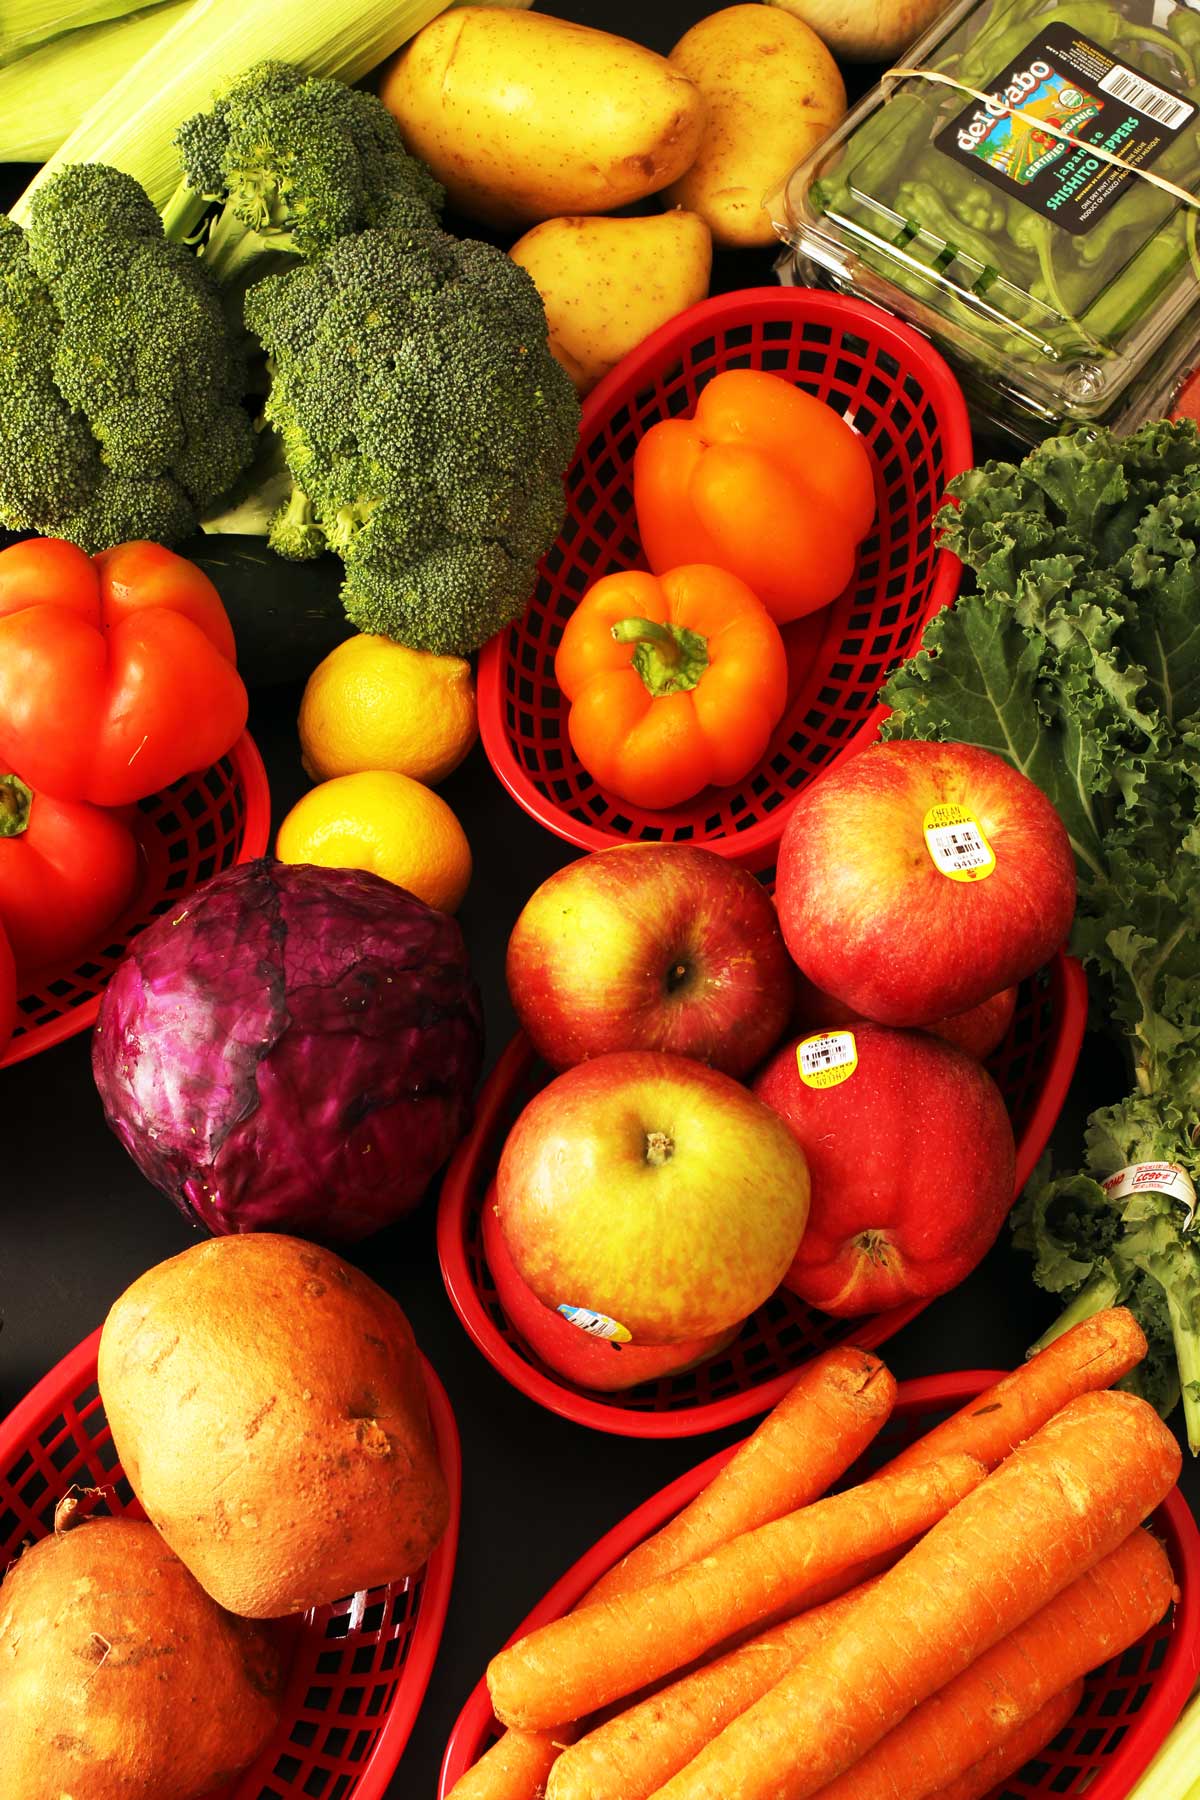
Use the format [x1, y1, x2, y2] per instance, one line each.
[0, 166, 254, 550]
[163, 61, 445, 294]
[231, 226, 579, 655]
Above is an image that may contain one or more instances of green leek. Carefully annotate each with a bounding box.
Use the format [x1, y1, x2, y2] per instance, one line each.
[0, 0, 188, 161]
[1127, 1685, 1200, 1798]
[10, 0, 458, 219]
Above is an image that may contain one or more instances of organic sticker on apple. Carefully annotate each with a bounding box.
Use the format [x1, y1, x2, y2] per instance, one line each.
[556, 1304, 633, 1344]
[797, 1030, 858, 1090]
[922, 803, 997, 882]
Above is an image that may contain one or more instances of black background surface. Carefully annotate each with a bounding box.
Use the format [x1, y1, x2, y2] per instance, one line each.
[3, 4, 1198, 1794]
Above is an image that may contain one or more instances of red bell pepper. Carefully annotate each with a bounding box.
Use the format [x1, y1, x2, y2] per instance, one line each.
[0, 538, 248, 807]
[0, 927, 14, 1060]
[0, 773, 139, 975]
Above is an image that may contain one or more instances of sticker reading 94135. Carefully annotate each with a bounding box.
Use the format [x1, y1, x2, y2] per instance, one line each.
[923, 804, 996, 882]
[797, 1030, 858, 1090]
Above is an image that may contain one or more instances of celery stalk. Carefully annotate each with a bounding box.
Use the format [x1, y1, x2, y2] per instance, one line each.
[10, 0, 456, 219]
[1127, 1686, 1200, 1798]
[0, 0, 188, 161]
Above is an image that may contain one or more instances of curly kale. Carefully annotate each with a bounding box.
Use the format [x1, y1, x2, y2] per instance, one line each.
[0, 163, 253, 550]
[217, 226, 579, 655]
[162, 61, 444, 292]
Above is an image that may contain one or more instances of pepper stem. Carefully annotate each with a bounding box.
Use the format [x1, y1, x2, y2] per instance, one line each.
[611, 616, 711, 698]
[0, 774, 32, 838]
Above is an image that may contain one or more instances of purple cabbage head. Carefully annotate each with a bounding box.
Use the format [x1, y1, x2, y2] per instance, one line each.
[93, 859, 484, 1241]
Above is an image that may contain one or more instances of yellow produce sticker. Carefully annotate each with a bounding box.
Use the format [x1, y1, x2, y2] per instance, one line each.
[923, 804, 996, 882]
[797, 1030, 858, 1090]
[557, 1304, 633, 1344]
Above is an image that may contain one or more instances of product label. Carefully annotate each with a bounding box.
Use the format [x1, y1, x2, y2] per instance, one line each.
[797, 1030, 859, 1089]
[1099, 1161, 1197, 1227]
[922, 803, 996, 882]
[936, 24, 1195, 235]
[556, 1304, 633, 1344]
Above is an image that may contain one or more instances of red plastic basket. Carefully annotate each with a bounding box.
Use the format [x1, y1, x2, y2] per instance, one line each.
[439, 1369, 1200, 1800]
[438, 951, 1089, 1439]
[0, 1325, 461, 1800]
[0, 732, 271, 1069]
[478, 288, 972, 871]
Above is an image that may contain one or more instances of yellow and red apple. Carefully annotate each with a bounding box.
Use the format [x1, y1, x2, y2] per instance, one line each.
[496, 1050, 811, 1344]
[793, 970, 1018, 1062]
[775, 741, 1075, 1027]
[482, 1186, 736, 1391]
[505, 844, 793, 1077]
[754, 1022, 1016, 1316]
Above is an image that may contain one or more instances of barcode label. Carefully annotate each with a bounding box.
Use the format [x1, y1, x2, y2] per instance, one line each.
[557, 1304, 632, 1343]
[798, 1030, 858, 1090]
[1099, 63, 1195, 128]
[923, 804, 996, 883]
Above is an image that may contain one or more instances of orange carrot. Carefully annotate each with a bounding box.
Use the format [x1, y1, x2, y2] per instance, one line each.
[546, 1582, 880, 1800]
[926, 1683, 1082, 1800]
[648, 1389, 1181, 1800]
[444, 1728, 569, 1800]
[810, 1527, 1175, 1800]
[487, 1452, 985, 1733]
[879, 1308, 1146, 1480]
[450, 1350, 895, 1800]
[585, 1348, 896, 1607]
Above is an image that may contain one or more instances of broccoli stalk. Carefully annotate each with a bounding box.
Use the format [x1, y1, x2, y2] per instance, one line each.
[161, 61, 445, 298]
[203, 224, 580, 656]
[0, 162, 253, 550]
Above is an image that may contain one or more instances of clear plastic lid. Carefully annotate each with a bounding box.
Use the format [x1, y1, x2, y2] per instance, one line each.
[773, 0, 1200, 434]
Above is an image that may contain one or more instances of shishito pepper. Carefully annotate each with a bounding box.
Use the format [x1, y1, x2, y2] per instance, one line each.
[0, 773, 138, 974]
[555, 564, 789, 811]
[633, 370, 876, 625]
[0, 537, 247, 807]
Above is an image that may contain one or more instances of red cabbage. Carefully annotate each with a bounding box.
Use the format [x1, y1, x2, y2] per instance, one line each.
[92, 859, 483, 1241]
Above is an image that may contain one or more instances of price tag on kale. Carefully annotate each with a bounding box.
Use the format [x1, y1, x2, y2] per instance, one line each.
[936, 23, 1196, 235]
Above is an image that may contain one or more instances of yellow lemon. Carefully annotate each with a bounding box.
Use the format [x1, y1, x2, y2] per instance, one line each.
[299, 634, 478, 786]
[276, 771, 473, 913]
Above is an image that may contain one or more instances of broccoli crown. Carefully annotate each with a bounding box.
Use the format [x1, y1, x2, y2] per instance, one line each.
[244, 226, 580, 655]
[172, 61, 445, 277]
[0, 165, 254, 551]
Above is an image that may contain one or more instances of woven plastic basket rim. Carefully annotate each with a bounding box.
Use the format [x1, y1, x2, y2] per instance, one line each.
[0, 1322, 462, 1800]
[477, 286, 974, 862]
[437, 1368, 1200, 1800]
[0, 730, 272, 1071]
[437, 951, 1089, 1440]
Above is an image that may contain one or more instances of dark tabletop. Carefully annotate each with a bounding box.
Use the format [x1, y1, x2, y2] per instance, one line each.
[3, 3, 1198, 1794]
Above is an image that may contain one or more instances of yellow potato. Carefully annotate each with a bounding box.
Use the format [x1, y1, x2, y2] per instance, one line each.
[510, 212, 713, 397]
[378, 8, 707, 229]
[666, 5, 846, 249]
[766, 0, 952, 61]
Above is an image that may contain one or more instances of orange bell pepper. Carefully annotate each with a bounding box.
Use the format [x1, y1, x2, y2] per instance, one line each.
[555, 564, 789, 811]
[633, 369, 876, 624]
[0, 537, 247, 807]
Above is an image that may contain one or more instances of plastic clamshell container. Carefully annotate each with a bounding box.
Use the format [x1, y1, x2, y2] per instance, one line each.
[773, 0, 1200, 439]
[478, 287, 971, 875]
[437, 951, 1088, 1439]
[0, 733, 270, 1069]
[0, 1326, 460, 1800]
[439, 1368, 1200, 1800]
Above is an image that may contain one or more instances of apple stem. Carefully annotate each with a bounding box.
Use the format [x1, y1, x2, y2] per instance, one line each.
[645, 1130, 675, 1167]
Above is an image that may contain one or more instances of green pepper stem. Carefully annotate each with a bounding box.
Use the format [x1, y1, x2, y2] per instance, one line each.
[611, 616, 711, 698]
[0, 774, 32, 838]
[611, 617, 681, 662]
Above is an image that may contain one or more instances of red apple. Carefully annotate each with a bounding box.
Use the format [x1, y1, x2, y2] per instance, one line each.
[793, 971, 1018, 1062]
[754, 1022, 1016, 1316]
[506, 844, 794, 1077]
[482, 1186, 736, 1391]
[775, 741, 1075, 1027]
[497, 1050, 811, 1344]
